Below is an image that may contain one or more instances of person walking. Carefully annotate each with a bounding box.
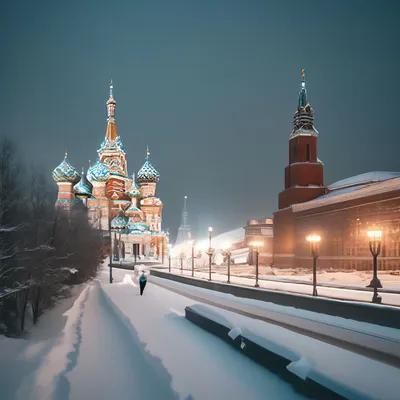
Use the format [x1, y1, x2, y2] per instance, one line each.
[139, 271, 147, 296]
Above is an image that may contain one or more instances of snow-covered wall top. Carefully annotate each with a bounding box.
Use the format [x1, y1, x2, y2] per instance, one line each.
[328, 171, 400, 190]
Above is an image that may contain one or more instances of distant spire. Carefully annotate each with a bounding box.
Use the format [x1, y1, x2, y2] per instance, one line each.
[175, 195, 191, 246]
[298, 68, 308, 109]
[64, 151, 68, 159]
[146, 145, 150, 158]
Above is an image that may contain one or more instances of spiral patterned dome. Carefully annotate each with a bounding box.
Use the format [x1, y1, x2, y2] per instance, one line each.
[110, 211, 129, 230]
[87, 160, 111, 182]
[137, 153, 160, 183]
[73, 168, 93, 198]
[52, 153, 80, 184]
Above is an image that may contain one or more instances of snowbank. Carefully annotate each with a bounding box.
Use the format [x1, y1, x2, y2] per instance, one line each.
[184, 303, 399, 400]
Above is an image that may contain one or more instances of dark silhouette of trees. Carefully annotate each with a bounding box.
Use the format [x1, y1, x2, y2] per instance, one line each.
[0, 137, 103, 335]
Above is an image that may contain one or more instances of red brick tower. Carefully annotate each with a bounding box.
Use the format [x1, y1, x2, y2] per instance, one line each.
[273, 70, 325, 268]
[278, 70, 325, 209]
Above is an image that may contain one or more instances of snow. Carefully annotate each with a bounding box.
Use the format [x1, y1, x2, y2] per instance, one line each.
[286, 357, 314, 380]
[180, 301, 400, 400]
[293, 176, 400, 212]
[163, 267, 400, 306]
[0, 267, 305, 400]
[150, 274, 400, 343]
[196, 227, 245, 250]
[328, 171, 400, 189]
[228, 326, 242, 340]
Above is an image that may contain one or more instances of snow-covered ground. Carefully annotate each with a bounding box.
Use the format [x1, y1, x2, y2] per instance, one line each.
[163, 267, 400, 306]
[0, 266, 307, 400]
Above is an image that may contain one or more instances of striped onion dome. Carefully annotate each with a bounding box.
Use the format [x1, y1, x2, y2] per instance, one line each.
[52, 153, 80, 184]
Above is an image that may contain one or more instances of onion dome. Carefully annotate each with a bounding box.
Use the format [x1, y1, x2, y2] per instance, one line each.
[110, 211, 129, 230]
[128, 221, 150, 233]
[125, 206, 145, 220]
[52, 153, 80, 184]
[87, 159, 111, 182]
[126, 173, 141, 197]
[137, 147, 160, 183]
[73, 168, 93, 198]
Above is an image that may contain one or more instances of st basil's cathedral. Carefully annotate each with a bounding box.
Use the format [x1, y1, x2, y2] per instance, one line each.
[52, 82, 167, 259]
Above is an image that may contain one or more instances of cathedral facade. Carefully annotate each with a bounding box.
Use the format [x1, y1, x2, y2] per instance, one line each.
[52, 82, 167, 259]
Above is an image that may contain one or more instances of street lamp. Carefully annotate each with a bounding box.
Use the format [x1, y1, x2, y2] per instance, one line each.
[167, 244, 172, 273]
[366, 230, 383, 304]
[250, 241, 263, 287]
[180, 249, 184, 274]
[186, 240, 195, 277]
[222, 243, 232, 284]
[108, 220, 113, 284]
[208, 227, 213, 281]
[306, 235, 321, 296]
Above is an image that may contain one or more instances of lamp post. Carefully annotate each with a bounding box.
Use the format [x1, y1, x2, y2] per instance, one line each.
[208, 227, 213, 281]
[167, 244, 172, 273]
[188, 240, 195, 277]
[222, 243, 232, 283]
[366, 230, 383, 304]
[250, 241, 263, 287]
[108, 221, 113, 284]
[306, 235, 321, 296]
[180, 251, 184, 273]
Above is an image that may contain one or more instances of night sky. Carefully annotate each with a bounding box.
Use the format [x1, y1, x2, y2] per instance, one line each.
[1, 0, 399, 241]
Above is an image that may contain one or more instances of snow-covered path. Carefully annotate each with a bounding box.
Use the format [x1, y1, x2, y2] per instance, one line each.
[0, 268, 306, 400]
[65, 282, 178, 400]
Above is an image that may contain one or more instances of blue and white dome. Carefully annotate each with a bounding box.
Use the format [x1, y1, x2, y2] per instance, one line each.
[73, 168, 93, 198]
[110, 211, 129, 230]
[52, 153, 80, 184]
[128, 221, 150, 233]
[87, 160, 111, 182]
[137, 152, 160, 183]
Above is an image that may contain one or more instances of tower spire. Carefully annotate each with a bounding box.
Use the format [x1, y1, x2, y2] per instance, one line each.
[298, 68, 307, 109]
[105, 80, 117, 140]
[146, 145, 150, 158]
[175, 195, 191, 246]
[109, 79, 114, 99]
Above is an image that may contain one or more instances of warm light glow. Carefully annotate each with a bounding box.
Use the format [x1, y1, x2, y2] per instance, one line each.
[167, 244, 172, 249]
[186, 240, 194, 247]
[250, 241, 263, 247]
[208, 226, 213, 232]
[222, 242, 231, 250]
[196, 242, 208, 252]
[306, 235, 321, 243]
[367, 230, 382, 240]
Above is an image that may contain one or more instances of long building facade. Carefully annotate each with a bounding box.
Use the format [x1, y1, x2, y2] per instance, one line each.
[52, 82, 168, 259]
[272, 71, 400, 270]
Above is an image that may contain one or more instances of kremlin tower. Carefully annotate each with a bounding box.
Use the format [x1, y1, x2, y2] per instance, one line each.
[52, 82, 167, 259]
[273, 70, 325, 268]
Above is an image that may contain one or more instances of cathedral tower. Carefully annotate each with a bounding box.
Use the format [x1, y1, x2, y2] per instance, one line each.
[97, 81, 129, 202]
[278, 70, 325, 209]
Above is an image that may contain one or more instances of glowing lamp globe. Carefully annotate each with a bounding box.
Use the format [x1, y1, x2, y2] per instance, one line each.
[367, 230, 382, 241]
[306, 235, 321, 243]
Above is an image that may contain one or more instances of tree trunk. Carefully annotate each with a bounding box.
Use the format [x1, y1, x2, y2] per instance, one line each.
[31, 287, 41, 325]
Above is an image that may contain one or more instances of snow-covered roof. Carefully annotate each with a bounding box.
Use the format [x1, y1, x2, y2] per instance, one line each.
[293, 175, 400, 212]
[211, 228, 245, 248]
[327, 171, 400, 190]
